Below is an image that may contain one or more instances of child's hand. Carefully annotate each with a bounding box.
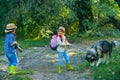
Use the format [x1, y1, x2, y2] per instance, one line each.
[67, 43, 72, 46]
[11, 41, 18, 46]
[13, 41, 18, 45]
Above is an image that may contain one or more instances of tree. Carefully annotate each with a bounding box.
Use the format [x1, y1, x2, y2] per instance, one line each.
[115, 0, 120, 7]
[71, 0, 93, 32]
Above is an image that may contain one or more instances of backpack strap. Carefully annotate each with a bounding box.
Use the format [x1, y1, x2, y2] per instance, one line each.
[57, 35, 63, 42]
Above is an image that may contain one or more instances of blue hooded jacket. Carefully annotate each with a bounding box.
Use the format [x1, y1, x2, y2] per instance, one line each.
[4, 33, 16, 54]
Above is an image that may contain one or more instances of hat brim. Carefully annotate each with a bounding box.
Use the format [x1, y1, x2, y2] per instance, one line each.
[5, 30, 14, 33]
[5, 28, 17, 33]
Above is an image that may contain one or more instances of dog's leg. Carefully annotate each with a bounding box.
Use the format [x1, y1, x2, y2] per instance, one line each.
[90, 62, 95, 66]
[96, 47, 102, 66]
[102, 54, 106, 64]
[106, 53, 110, 64]
[96, 58, 102, 66]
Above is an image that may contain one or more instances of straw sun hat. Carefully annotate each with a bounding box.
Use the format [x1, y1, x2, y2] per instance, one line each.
[5, 23, 17, 33]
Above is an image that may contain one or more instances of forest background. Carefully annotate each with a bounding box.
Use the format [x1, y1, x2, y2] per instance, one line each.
[1, 0, 120, 40]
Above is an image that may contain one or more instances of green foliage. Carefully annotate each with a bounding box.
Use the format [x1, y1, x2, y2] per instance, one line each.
[0, 0, 120, 39]
[68, 26, 120, 42]
[91, 0, 120, 28]
[0, 41, 4, 56]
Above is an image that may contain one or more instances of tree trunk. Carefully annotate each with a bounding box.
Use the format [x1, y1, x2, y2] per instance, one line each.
[16, 0, 25, 38]
[75, 0, 93, 32]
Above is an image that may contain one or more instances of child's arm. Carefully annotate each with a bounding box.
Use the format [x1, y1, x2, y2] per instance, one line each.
[65, 38, 72, 46]
[66, 41, 72, 46]
[8, 35, 17, 47]
[63, 36, 72, 46]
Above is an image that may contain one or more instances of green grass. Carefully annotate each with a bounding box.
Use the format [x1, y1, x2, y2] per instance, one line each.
[0, 60, 7, 63]
[1, 70, 33, 80]
[16, 70, 33, 75]
[78, 47, 120, 80]
[18, 38, 50, 48]
[8, 75, 32, 80]
[92, 48, 120, 80]
[0, 38, 50, 55]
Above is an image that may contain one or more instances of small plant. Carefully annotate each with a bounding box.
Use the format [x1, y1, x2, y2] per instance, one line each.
[2, 70, 33, 80]
[16, 70, 33, 75]
[10, 75, 31, 80]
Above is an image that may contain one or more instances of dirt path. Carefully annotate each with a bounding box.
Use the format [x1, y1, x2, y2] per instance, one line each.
[19, 42, 94, 80]
[0, 43, 94, 80]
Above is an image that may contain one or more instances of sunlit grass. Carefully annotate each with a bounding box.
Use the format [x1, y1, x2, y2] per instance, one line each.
[18, 39, 49, 49]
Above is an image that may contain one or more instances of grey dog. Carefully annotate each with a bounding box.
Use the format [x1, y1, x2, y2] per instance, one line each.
[85, 40, 118, 66]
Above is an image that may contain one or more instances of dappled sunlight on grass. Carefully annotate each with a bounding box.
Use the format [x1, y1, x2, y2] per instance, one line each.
[68, 52, 78, 56]
[45, 53, 58, 57]
[45, 52, 58, 62]
[48, 59, 58, 63]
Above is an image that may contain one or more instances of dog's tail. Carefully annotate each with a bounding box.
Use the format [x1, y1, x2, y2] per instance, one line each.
[111, 41, 119, 48]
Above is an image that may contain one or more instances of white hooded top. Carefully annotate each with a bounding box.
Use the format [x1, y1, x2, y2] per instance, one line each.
[56, 35, 70, 52]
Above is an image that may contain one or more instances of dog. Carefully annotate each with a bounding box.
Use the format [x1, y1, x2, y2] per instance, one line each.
[85, 40, 118, 66]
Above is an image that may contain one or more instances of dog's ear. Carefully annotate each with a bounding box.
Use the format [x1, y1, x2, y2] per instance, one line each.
[87, 55, 91, 58]
[85, 54, 91, 60]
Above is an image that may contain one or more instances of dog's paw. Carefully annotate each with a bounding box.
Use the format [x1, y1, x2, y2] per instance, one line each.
[96, 64, 99, 67]
[106, 61, 109, 64]
[90, 63, 95, 66]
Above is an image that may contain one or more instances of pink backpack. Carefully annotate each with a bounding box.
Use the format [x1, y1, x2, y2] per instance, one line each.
[50, 35, 58, 50]
[50, 35, 63, 50]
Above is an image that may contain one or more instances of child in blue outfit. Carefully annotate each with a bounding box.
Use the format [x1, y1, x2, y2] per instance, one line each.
[4, 23, 19, 75]
[56, 26, 74, 73]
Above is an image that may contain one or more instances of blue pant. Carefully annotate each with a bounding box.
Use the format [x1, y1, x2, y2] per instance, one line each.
[57, 50, 70, 66]
[5, 52, 18, 66]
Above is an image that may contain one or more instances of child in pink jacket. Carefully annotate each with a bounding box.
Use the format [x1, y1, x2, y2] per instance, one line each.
[56, 26, 74, 73]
